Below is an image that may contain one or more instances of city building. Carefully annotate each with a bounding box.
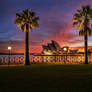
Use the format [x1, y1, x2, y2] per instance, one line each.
[42, 40, 83, 55]
[42, 40, 61, 55]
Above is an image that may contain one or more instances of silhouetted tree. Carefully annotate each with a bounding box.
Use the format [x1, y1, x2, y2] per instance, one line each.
[14, 9, 39, 65]
[73, 5, 92, 64]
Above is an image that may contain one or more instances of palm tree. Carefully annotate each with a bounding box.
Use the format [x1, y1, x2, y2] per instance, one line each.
[73, 5, 92, 64]
[14, 9, 39, 65]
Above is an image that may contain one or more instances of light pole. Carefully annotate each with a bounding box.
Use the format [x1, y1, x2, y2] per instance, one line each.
[8, 46, 12, 66]
[63, 47, 68, 64]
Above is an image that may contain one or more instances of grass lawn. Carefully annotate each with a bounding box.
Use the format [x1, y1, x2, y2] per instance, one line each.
[0, 64, 92, 92]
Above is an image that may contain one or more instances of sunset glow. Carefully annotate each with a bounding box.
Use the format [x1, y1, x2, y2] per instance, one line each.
[0, 0, 92, 53]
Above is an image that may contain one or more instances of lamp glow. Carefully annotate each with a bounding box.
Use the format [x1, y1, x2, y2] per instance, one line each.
[8, 46, 12, 50]
[64, 48, 67, 51]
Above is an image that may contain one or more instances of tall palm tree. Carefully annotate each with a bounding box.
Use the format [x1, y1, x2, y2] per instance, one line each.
[73, 5, 92, 64]
[14, 9, 39, 65]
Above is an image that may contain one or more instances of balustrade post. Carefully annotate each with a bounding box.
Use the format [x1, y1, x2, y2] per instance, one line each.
[19, 57, 21, 64]
[3, 57, 5, 65]
[41, 56, 44, 63]
[14, 57, 15, 64]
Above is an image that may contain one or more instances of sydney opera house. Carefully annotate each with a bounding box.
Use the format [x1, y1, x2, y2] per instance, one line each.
[42, 40, 61, 55]
[42, 40, 80, 55]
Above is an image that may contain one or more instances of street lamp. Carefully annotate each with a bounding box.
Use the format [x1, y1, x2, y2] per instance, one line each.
[8, 46, 12, 66]
[63, 47, 68, 64]
[64, 48, 67, 52]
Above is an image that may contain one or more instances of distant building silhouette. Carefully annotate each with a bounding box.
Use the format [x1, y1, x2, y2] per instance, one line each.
[42, 40, 61, 55]
[42, 40, 87, 55]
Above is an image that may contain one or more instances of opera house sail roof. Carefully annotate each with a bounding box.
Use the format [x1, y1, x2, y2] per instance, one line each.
[42, 40, 61, 55]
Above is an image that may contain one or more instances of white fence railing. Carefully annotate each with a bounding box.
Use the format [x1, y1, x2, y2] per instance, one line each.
[0, 55, 92, 64]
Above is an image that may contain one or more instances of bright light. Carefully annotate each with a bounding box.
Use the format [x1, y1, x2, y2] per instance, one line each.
[64, 48, 67, 51]
[44, 50, 52, 55]
[8, 46, 12, 50]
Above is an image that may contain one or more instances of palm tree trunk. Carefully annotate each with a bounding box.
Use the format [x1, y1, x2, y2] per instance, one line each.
[25, 30, 30, 65]
[84, 33, 88, 64]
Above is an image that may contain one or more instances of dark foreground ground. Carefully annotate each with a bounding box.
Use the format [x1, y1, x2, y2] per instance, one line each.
[0, 64, 92, 92]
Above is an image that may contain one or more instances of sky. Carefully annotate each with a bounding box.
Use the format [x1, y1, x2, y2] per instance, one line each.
[0, 0, 92, 53]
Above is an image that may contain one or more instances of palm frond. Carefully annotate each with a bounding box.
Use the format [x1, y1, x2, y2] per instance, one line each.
[20, 24, 26, 32]
[16, 13, 21, 17]
[73, 13, 82, 19]
[14, 18, 22, 24]
[89, 9, 92, 15]
[86, 5, 90, 12]
[23, 9, 29, 18]
[79, 30, 85, 36]
[82, 5, 86, 14]
[77, 9, 84, 16]
[32, 17, 40, 22]
[73, 21, 79, 26]
[73, 5, 92, 37]
[78, 24, 82, 30]
[87, 27, 92, 36]
[29, 11, 35, 18]
[14, 9, 39, 32]
[31, 21, 39, 28]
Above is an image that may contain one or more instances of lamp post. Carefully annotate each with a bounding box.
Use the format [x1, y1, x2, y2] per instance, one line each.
[63, 47, 68, 64]
[8, 46, 12, 66]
